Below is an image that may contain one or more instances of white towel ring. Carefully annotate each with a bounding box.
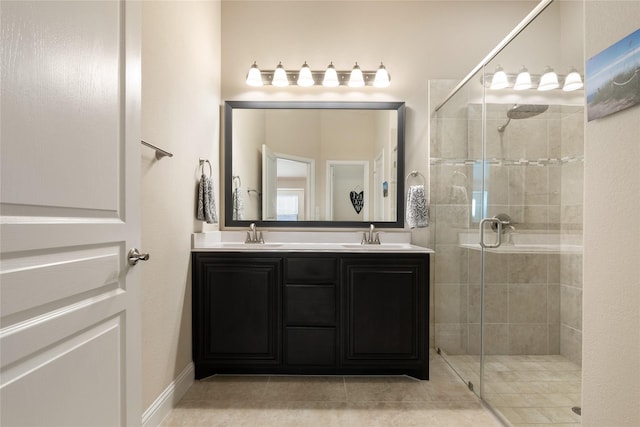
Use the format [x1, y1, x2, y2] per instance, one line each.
[406, 170, 426, 186]
[199, 159, 212, 177]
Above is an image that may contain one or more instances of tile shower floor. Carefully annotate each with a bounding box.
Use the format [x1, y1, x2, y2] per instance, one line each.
[160, 352, 503, 427]
[445, 354, 582, 426]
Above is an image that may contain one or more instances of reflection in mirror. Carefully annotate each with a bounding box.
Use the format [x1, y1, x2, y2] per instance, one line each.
[225, 101, 405, 228]
[262, 144, 315, 221]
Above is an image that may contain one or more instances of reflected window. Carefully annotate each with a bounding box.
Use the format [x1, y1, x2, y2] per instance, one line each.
[276, 190, 302, 221]
[471, 162, 487, 223]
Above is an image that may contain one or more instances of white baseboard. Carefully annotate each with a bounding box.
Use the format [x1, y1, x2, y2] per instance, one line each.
[142, 362, 194, 427]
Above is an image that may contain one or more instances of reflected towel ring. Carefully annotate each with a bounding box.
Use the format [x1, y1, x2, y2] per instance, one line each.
[199, 159, 212, 177]
[406, 170, 426, 186]
[451, 170, 468, 186]
[232, 175, 242, 189]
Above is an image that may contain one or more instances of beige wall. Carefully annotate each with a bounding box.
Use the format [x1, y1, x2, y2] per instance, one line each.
[583, 1, 640, 425]
[138, 2, 640, 426]
[221, 0, 538, 244]
[141, 0, 221, 411]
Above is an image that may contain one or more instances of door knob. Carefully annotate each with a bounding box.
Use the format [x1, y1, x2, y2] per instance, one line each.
[128, 248, 150, 266]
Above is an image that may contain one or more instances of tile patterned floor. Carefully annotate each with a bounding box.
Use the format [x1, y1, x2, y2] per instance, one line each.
[160, 353, 503, 427]
[445, 354, 582, 427]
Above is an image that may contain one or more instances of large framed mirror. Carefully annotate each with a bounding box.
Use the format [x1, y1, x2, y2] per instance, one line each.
[224, 101, 405, 228]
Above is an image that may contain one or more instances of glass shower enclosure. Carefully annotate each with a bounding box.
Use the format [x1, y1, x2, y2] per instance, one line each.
[430, 0, 584, 425]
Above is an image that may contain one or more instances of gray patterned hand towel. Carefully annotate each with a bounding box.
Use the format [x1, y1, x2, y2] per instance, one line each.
[406, 184, 429, 228]
[197, 174, 218, 224]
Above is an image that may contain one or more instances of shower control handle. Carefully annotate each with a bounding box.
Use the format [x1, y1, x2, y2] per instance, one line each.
[480, 217, 503, 249]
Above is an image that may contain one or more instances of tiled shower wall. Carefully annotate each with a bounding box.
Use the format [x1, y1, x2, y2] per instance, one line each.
[429, 82, 583, 364]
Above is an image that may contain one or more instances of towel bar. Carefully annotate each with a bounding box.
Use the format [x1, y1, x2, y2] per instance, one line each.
[141, 140, 173, 159]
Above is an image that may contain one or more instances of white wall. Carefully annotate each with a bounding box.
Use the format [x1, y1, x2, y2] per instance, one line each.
[583, 1, 640, 425]
[221, 0, 538, 245]
[141, 0, 221, 413]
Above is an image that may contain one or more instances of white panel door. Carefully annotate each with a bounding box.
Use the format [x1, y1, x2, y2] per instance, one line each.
[0, 1, 142, 426]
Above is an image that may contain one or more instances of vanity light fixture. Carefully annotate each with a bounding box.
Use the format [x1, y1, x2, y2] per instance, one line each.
[538, 66, 559, 91]
[246, 61, 263, 87]
[272, 62, 289, 87]
[513, 66, 532, 90]
[245, 61, 391, 88]
[490, 65, 509, 90]
[373, 62, 391, 88]
[297, 61, 314, 87]
[323, 62, 340, 87]
[562, 67, 584, 91]
[348, 62, 365, 87]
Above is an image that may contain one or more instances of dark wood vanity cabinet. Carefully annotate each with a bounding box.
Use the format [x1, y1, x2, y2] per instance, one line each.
[191, 255, 282, 378]
[192, 252, 429, 379]
[342, 257, 428, 379]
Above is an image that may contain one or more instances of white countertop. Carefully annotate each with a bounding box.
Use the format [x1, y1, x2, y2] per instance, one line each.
[192, 231, 433, 254]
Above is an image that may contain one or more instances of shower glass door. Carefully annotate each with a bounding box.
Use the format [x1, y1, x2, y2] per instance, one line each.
[480, 2, 584, 419]
[432, 2, 584, 423]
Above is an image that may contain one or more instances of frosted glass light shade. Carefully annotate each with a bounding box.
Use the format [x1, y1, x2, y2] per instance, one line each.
[490, 66, 509, 90]
[246, 62, 263, 87]
[272, 62, 289, 87]
[513, 67, 532, 90]
[563, 69, 583, 91]
[322, 62, 339, 87]
[373, 62, 390, 88]
[297, 61, 314, 87]
[348, 63, 365, 88]
[538, 67, 559, 91]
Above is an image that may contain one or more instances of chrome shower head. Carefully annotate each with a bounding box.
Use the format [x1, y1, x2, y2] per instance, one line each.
[497, 104, 549, 132]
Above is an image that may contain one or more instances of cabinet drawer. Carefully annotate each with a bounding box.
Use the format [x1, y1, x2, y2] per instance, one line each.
[286, 285, 336, 325]
[286, 327, 336, 366]
[285, 257, 337, 283]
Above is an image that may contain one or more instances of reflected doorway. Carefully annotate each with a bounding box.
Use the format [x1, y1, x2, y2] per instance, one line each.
[326, 160, 369, 222]
[262, 144, 315, 221]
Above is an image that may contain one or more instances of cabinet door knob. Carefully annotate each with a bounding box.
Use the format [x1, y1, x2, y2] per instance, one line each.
[128, 248, 150, 266]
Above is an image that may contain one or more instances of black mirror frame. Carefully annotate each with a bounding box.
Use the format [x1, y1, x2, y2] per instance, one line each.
[224, 100, 406, 228]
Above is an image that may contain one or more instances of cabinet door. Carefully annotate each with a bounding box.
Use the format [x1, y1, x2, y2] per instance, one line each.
[342, 257, 426, 365]
[193, 255, 281, 372]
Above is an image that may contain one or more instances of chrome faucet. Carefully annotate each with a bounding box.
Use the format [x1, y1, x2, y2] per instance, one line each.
[361, 223, 381, 245]
[245, 223, 264, 244]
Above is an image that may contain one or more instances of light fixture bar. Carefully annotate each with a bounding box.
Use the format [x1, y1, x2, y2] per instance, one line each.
[254, 70, 388, 86]
[246, 62, 390, 87]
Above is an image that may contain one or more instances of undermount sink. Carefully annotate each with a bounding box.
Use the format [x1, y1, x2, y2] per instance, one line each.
[216, 243, 284, 249]
[341, 243, 414, 250]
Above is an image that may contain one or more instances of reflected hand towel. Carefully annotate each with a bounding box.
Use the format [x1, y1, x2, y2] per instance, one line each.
[406, 184, 429, 228]
[232, 186, 244, 220]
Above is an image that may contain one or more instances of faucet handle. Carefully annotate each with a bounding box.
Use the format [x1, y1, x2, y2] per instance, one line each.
[374, 232, 381, 244]
[258, 231, 264, 244]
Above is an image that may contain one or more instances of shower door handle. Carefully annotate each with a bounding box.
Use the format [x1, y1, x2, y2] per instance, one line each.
[479, 217, 503, 249]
